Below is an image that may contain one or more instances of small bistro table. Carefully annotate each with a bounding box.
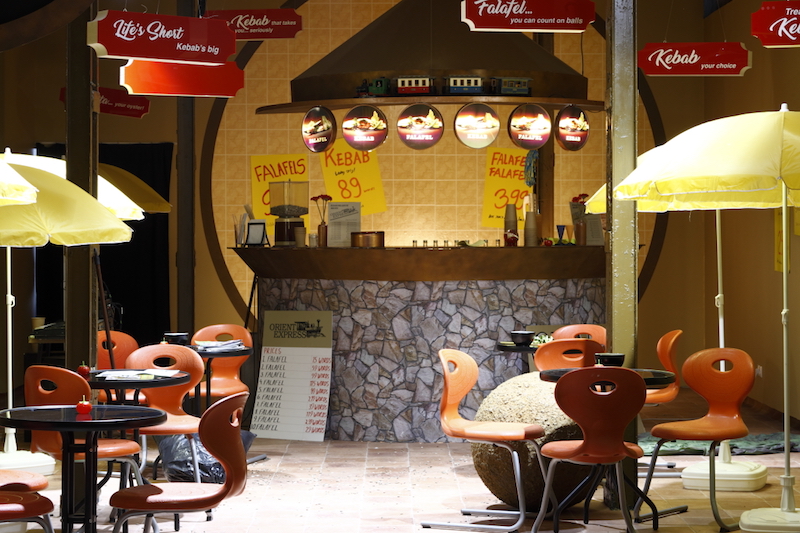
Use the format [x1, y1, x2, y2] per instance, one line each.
[188, 344, 253, 411]
[88, 368, 191, 406]
[0, 404, 166, 533]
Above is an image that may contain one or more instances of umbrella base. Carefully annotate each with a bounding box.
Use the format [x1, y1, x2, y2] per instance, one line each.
[681, 457, 767, 492]
[0, 450, 55, 475]
[741, 508, 800, 533]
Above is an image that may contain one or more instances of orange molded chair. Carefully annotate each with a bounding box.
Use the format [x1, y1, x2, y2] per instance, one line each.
[421, 349, 551, 532]
[551, 324, 607, 349]
[531, 367, 657, 533]
[97, 330, 141, 404]
[23, 365, 145, 488]
[533, 338, 604, 371]
[0, 470, 48, 492]
[189, 324, 252, 400]
[125, 344, 205, 481]
[0, 492, 55, 533]
[646, 330, 683, 405]
[109, 392, 249, 533]
[638, 347, 755, 531]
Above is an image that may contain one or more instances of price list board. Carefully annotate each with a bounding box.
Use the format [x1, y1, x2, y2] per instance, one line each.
[251, 311, 332, 442]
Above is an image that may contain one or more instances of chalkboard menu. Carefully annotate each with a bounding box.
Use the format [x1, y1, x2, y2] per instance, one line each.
[251, 311, 333, 441]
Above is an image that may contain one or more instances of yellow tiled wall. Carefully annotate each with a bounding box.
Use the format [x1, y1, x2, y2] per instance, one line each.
[212, 0, 655, 300]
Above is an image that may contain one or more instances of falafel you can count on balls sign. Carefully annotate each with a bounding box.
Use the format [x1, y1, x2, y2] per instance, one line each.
[251, 311, 333, 442]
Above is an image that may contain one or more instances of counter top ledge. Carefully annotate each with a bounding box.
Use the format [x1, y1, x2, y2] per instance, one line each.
[234, 245, 605, 281]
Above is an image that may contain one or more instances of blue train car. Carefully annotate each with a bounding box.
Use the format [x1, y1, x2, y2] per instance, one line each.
[445, 76, 484, 94]
[490, 77, 531, 96]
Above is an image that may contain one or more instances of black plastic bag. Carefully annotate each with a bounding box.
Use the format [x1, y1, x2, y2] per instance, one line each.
[155, 430, 256, 483]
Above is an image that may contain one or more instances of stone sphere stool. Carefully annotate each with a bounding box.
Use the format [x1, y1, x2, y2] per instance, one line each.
[472, 372, 592, 509]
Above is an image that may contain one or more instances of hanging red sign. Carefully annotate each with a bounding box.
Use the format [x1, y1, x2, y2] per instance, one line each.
[120, 60, 244, 98]
[639, 42, 751, 76]
[461, 0, 595, 33]
[88, 10, 236, 65]
[204, 9, 302, 40]
[59, 87, 150, 118]
[752, 1, 800, 48]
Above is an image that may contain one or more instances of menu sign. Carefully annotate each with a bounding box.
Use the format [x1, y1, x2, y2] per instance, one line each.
[555, 105, 589, 151]
[508, 104, 551, 149]
[88, 10, 235, 65]
[639, 42, 751, 76]
[205, 9, 302, 40]
[59, 87, 150, 118]
[455, 103, 500, 149]
[397, 104, 444, 150]
[342, 105, 388, 151]
[461, 0, 595, 33]
[120, 60, 244, 97]
[251, 311, 333, 442]
[482, 148, 529, 228]
[302, 106, 336, 153]
[752, 1, 800, 48]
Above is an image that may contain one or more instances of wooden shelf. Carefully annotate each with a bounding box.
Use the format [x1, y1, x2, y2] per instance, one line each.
[255, 96, 606, 115]
[235, 245, 606, 282]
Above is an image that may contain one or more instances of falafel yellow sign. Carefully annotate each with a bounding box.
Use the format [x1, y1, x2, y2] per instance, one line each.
[250, 154, 308, 220]
[482, 148, 529, 228]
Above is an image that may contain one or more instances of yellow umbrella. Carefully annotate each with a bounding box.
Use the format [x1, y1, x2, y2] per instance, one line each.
[97, 163, 171, 214]
[1, 150, 145, 221]
[0, 160, 37, 206]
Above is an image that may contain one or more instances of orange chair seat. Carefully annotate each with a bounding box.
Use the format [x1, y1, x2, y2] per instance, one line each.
[110, 482, 227, 511]
[188, 379, 249, 399]
[446, 419, 544, 441]
[34, 437, 141, 462]
[651, 416, 749, 443]
[136, 413, 200, 436]
[0, 492, 54, 519]
[645, 384, 679, 404]
[542, 440, 643, 464]
[0, 470, 48, 492]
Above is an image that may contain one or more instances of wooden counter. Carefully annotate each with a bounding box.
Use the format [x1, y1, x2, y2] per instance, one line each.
[235, 245, 605, 281]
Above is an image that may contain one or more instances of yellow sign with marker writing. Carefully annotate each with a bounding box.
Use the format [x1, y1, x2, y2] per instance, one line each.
[482, 148, 530, 228]
[319, 139, 386, 215]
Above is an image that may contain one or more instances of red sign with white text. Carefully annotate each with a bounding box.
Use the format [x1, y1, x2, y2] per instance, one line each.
[205, 9, 302, 40]
[59, 87, 150, 118]
[461, 0, 595, 33]
[639, 42, 751, 76]
[752, 1, 800, 48]
[120, 60, 244, 98]
[87, 10, 235, 65]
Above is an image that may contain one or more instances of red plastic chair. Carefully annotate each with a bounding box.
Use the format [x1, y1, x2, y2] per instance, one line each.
[533, 338, 604, 371]
[551, 324, 607, 349]
[646, 330, 683, 405]
[0, 470, 48, 492]
[23, 365, 145, 489]
[531, 366, 657, 533]
[189, 324, 252, 400]
[0, 491, 55, 533]
[420, 349, 551, 532]
[97, 330, 141, 404]
[109, 392, 249, 533]
[638, 347, 755, 531]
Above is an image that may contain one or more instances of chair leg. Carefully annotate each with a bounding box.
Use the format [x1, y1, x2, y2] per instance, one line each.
[634, 439, 688, 523]
[707, 440, 739, 532]
[614, 462, 638, 533]
[421, 441, 532, 532]
[532, 458, 560, 533]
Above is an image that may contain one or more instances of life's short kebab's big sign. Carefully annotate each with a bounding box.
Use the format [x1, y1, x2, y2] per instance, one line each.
[87, 10, 235, 64]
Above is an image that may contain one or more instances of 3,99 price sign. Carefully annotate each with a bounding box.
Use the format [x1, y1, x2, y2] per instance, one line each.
[482, 148, 530, 228]
[319, 138, 386, 215]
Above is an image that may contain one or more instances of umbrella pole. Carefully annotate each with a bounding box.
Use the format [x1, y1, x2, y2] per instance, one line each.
[4, 246, 15, 453]
[93, 249, 115, 369]
[780, 181, 795, 512]
[716, 209, 726, 349]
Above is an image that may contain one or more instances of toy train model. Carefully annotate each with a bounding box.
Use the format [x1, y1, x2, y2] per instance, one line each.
[356, 76, 532, 97]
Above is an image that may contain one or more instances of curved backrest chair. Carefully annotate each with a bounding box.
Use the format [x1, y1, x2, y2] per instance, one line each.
[97, 330, 140, 403]
[646, 330, 683, 405]
[638, 347, 755, 530]
[531, 367, 654, 533]
[190, 324, 252, 399]
[109, 392, 249, 533]
[420, 349, 551, 532]
[0, 492, 55, 533]
[533, 338, 604, 371]
[552, 324, 607, 349]
[23, 365, 144, 488]
[125, 344, 205, 484]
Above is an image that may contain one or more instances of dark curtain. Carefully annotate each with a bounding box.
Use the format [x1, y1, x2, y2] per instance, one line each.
[34, 143, 173, 347]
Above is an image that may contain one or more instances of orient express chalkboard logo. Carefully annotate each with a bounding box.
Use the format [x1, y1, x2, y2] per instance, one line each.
[269, 320, 326, 339]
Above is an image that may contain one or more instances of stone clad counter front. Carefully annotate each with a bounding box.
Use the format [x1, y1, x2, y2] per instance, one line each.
[237, 247, 606, 443]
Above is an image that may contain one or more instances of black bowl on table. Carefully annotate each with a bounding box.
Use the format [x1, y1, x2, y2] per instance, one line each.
[595, 353, 625, 366]
[510, 331, 535, 346]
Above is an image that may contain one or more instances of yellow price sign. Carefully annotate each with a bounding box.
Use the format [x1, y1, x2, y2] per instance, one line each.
[481, 148, 530, 228]
[250, 154, 309, 219]
[319, 139, 386, 215]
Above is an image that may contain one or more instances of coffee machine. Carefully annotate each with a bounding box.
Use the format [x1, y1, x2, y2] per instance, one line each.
[270, 180, 308, 246]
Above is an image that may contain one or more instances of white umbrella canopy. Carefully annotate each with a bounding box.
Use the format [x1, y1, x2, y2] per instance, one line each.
[590, 105, 800, 530]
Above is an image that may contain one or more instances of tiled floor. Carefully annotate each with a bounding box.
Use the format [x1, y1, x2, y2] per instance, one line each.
[23, 388, 800, 532]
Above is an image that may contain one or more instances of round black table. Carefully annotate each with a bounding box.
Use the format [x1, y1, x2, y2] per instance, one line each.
[539, 367, 675, 386]
[0, 404, 166, 533]
[188, 344, 253, 411]
[88, 369, 191, 405]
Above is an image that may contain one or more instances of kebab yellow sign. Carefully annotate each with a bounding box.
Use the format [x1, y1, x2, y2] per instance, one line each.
[482, 148, 529, 228]
[319, 139, 386, 215]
